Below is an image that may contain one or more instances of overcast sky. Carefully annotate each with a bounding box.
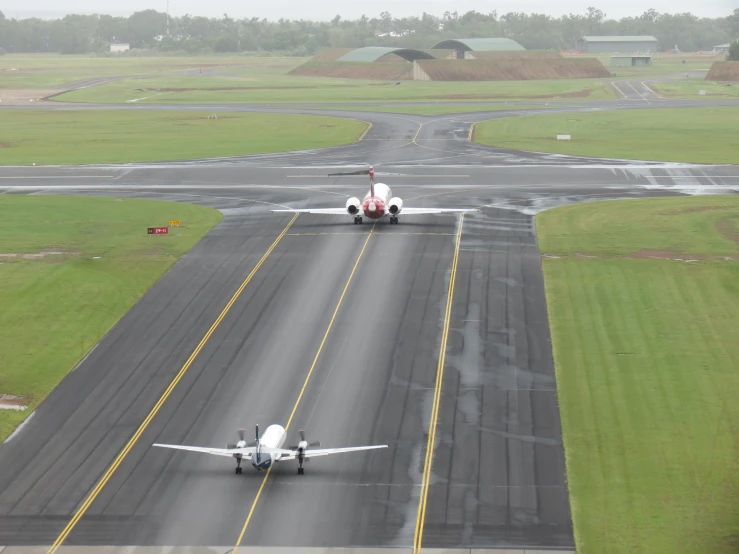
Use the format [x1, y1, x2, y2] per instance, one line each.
[2, 0, 736, 21]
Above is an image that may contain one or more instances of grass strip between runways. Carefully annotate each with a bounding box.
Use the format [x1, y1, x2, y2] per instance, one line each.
[0, 111, 369, 165]
[536, 195, 739, 554]
[0, 195, 222, 442]
[474, 107, 739, 164]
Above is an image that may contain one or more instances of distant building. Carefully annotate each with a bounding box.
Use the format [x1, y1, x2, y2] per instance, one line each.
[577, 36, 658, 54]
[611, 55, 652, 67]
[713, 43, 731, 53]
[110, 43, 130, 53]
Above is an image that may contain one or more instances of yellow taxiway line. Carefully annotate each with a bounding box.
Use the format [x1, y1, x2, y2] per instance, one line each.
[610, 80, 627, 99]
[46, 213, 299, 554]
[357, 121, 374, 141]
[412, 213, 465, 554]
[641, 81, 663, 99]
[232, 222, 377, 553]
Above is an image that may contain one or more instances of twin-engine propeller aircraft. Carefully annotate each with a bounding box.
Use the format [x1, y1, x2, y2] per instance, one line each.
[272, 166, 477, 224]
[153, 424, 387, 475]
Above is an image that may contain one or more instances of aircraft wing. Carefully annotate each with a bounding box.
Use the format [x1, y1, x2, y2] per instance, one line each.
[400, 208, 479, 215]
[271, 208, 348, 215]
[267, 445, 387, 462]
[298, 445, 388, 459]
[153, 443, 255, 458]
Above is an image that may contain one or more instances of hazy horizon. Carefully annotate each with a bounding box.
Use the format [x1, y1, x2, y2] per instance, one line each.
[2, 1, 736, 21]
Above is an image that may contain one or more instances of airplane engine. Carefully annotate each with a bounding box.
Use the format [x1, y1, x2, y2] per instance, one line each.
[388, 197, 403, 215]
[346, 197, 361, 215]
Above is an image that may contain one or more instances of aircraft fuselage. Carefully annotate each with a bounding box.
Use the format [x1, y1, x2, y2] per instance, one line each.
[251, 424, 287, 471]
[362, 183, 392, 220]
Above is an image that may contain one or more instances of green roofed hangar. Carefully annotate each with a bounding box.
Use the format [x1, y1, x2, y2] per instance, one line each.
[431, 37, 526, 58]
[337, 46, 438, 62]
[291, 37, 610, 82]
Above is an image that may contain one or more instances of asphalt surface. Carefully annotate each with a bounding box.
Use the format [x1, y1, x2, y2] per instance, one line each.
[1, 97, 738, 551]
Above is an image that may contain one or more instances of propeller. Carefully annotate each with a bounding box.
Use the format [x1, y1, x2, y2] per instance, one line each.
[299, 430, 321, 448]
[289, 429, 321, 452]
[227, 428, 248, 457]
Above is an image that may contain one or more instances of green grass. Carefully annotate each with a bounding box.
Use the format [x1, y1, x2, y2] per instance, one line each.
[651, 80, 739, 99]
[0, 195, 222, 442]
[0, 110, 369, 165]
[0, 53, 301, 89]
[537, 195, 739, 554]
[474, 107, 739, 164]
[54, 74, 617, 104]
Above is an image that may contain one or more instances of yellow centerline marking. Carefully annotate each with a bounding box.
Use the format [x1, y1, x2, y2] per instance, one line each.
[641, 80, 663, 99]
[412, 213, 465, 554]
[357, 121, 373, 141]
[233, 222, 377, 553]
[610, 81, 627, 99]
[46, 213, 299, 554]
[412, 122, 425, 143]
[626, 81, 650, 104]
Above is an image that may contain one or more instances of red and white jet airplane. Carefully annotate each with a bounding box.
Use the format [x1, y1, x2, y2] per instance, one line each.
[272, 166, 477, 224]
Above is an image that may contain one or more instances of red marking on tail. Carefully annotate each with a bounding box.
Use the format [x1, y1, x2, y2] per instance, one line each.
[369, 166, 375, 197]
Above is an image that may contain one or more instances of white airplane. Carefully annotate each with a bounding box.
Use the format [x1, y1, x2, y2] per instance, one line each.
[272, 166, 477, 224]
[153, 424, 387, 475]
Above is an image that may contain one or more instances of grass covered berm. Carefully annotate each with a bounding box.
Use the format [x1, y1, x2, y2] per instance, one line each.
[415, 58, 611, 81]
[474, 107, 739, 164]
[537, 195, 739, 554]
[0, 196, 222, 441]
[0, 110, 369, 165]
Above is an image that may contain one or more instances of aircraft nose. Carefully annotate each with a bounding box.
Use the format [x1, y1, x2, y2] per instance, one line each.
[368, 202, 377, 212]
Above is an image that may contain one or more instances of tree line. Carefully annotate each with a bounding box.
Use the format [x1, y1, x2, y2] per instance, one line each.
[0, 7, 737, 56]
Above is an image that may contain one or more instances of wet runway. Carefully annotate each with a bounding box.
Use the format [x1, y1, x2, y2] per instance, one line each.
[0, 100, 738, 551]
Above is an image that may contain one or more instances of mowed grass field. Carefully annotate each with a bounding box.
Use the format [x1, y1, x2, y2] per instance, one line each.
[474, 107, 739, 164]
[652, 80, 739, 100]
[0, 53, 299, 89]
[54, 74, 617, 103]
[537, 195, 739, 554]
[0, 195, 222, 442]
[0, 110, 369, 165]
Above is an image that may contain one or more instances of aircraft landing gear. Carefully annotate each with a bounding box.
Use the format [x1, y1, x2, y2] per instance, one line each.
[297, 449, 305, 475]
[235, 458, 243, 474]
[389, 216, 398, 224]
[235, 466, 242, 474]
[353, 216, 363, 224]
